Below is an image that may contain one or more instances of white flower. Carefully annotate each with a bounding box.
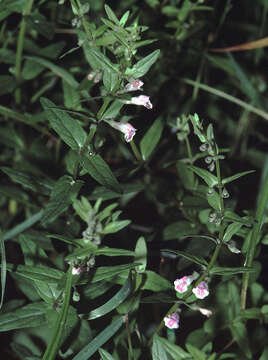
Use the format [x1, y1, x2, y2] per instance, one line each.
[174, 275, 194, 293]
[109, 120, 136, 142]
[126, 95, 153, 109]
[125, 79, 144, 92]
[72, 266, 82, 275]
[163, 312, 179, 329]
[192, 281, 209, 299]
[198, 307, 212, 317]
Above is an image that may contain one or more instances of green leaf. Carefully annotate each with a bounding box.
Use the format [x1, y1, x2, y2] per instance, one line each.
[0, 75, 15, 95]
[0, 233, 6, 310]
[152, 334, 169, 360]
[229, 321, 252, 358]
[86, 274, 132, 320]
[185, 343, 206, 360]
[142, 270, 172, 291]
[80, 154, 122, 193]
[210, 266, 254, 275]
[222, 170, 255, 185]
[162, 249, 208, 267]
[176, 161, 196, 190]
[95, 247, 135, 257]
[104, 4, 120, 24]
[72, 316, 124, 360]
[188, 166, 218, 188]
[0, 302, 47, 331]
[102, 220, 130, 234]
[135, 236, 147, 272]
[207, 188, 221, 211]
[223, 222, 243, 243]
[41, 176, 83, 225]
[41, 97, 87, 150]
[156, 335, 191, 359]
[24, 56, 78, 88]
[140, 116, 163, 161]
[91, 263, 138, 283]
[62, 79, 81, 110]
[83, 45, 118, 73]
[6, 264, 63, 283]
[102, 99, 124, 119]
[119, 10, 130, 26]
[163, 220, 198, 240]
[235, 308, 262, 321]
[99, 348, 116, 360]
[126, 49, 160, 78]
[103, 70, 119, 93]
[66, 246, 134, 261]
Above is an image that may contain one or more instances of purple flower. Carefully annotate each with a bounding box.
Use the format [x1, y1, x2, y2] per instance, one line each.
[125, 79, 144, 92]
[109, 120, 136, 142]
[174, 275, 194, 293]
[164, 312, 179, 329]
[192, 281, 209, 299]
[126, 95, 152, 109]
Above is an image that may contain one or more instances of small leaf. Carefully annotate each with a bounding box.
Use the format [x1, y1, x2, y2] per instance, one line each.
[99, 348, 116, 360]
[103, 70, 118, 93]
[6, 263, 63, 283]
[102, 220, 130, 234]
[142, 270, 173, 292]
[80, 154, 121, 193]
[210, 266, 254, 275]
[155, 335, 190, 359]
[126, 49, 160, 78]
[177, 161, 196, 190]
[207, 188, 221, 211]
[229, 321, 252, 358]
[104, 4, 120, 24]
[185, 343, 206, 360]
[41, 97, 87, 150]
[135, 236, 147, 272]
[83, 45, 118, 73]
[140, 116, 164, 161]
[163, 221, 198, 240]
[189, 166, 218, 188]
[72, 316, 124, 360]
[223, 222, 243, 243]
[87, 275, 132, 320]
[161, 249, 208, 267]
[41, 175, 83, 225]
[91, 263, 138, 283]
[222, 170, 255, 185]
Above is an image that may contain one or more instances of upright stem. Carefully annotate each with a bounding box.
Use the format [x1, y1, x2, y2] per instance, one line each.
[240, 172, 268, 309]
[185, 136, 193, 164]
[15, 0, 34, 105]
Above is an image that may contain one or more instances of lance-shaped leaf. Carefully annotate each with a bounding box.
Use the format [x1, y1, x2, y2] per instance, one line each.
[41, 175, 83, 225]
[126, 49, 160, 78]
[152, 334, 169, 360]
[41, 97, 87, 150]
[83, 44, 118, 73]
[140, 116, 163, 161]
[6, 263, 64, 283]
[222, 170, 255, 185]
[0, 302, 47, 331]
[80, 153, 122, 193]
[223, 222, 244, 243]
[210, 266, 254, 275]
[161, 249, 208, 267]
[72, 316, 124, 360]
[86, 274, 132, 320]
[99, 348, 117, 360]
[189, 166, 218, 188]
[156, 335, 191, 359]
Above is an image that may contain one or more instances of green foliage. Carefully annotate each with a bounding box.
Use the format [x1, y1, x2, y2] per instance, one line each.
[1, 0, 268, 359]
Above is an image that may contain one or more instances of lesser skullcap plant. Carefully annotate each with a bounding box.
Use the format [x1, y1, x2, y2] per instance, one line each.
[1, 1, 268, 360]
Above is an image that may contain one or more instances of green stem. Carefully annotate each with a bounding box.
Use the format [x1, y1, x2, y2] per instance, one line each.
[185, 136, 193, 164]
[130, 140, 142, 162]
[42, 266, 73, 360]
[125, 314, 135, 360]
[15, 0, 34, 105]
[215, 157, 224, 216]
[240, 171, 268, 309]
[97, 97, 112, 120]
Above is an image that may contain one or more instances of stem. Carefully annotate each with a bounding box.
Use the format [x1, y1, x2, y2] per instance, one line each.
[185, 136, 193, 164]
[97, 97, 112, 120]
[240, 171, 268, 309]
[215, 157, 225, 216]
[130, 140, 142, 162]
[42, 266, 73, 360]
[15, 0, 34, 105]
[125, 314, 135, 360]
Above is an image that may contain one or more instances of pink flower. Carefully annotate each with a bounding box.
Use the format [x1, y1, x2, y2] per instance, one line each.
[174, 275, 194, 293]
[109, 120, 136, 142]
[164, 312, 179, 329]
[197, 307, 212, 318]
[192, 281, 209, 299]
[125, 79, 144, 92]
[127, 95, 152, 109]
[87, 71, 101, 83]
